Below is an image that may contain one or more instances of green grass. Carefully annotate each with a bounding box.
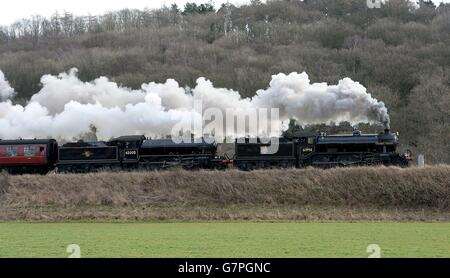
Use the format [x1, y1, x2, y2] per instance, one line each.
[0, 222, 449, 258]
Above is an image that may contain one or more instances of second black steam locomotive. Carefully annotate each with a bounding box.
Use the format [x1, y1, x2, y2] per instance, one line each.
[234, 129, 412, 170]
[0, 129, 412, 174]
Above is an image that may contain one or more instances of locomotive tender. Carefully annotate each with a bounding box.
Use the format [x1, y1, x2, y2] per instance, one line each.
[0, 129, 411, 174]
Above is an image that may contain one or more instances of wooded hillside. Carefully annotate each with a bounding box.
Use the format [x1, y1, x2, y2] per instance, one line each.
[0, 0, 449, 162]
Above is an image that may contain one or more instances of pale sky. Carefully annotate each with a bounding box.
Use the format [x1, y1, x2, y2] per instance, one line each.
[0, 0, 449, 25]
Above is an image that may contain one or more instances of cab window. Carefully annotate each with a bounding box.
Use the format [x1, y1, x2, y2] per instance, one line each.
[307, 137, 315, 145]
[125, 142, 137, 149]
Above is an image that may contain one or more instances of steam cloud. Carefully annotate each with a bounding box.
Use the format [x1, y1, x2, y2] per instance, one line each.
[254, 72, 390, 128]
[0, 69, 390, 141]
[0, 71, 16, 101]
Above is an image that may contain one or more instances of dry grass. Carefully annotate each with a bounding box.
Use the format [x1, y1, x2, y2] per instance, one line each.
[0, 166, 449, 221]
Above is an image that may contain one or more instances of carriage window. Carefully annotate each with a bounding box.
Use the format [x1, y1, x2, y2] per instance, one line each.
[24, 146, 35, 157]
[39, 146, 45, 155]
[6, 146, 17, 157]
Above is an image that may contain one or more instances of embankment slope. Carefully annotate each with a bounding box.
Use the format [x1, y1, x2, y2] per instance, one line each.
[0, 166, 449, 221]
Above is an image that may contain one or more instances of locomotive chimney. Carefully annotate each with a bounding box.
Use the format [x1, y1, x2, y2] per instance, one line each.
[383, 121, 390, 134]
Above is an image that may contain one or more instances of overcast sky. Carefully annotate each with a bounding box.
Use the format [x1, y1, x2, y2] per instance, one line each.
[0, 0, 449, 25]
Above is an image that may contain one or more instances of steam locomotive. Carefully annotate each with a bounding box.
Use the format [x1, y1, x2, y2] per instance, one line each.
[0, 129, 412, 174]
[234, 129, 412, 170]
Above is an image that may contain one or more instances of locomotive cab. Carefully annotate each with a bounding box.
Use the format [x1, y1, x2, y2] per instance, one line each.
[109, 135, 146, 168]
[291, 132, 319, 167]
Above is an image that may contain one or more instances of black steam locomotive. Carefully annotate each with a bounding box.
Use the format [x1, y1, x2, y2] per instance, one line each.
[56, 135, 222, 173]
[0, 129, 412, 174]
[234, 129, 412, 170]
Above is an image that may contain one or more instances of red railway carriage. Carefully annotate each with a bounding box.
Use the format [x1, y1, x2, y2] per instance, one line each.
[0, 139, 58, 174]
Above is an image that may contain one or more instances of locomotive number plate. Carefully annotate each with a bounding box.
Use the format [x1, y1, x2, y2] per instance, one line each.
[124, 150, 138, 160]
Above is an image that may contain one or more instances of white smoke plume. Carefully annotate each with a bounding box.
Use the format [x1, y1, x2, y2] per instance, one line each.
[253, 72, 390, 128]
[0, 70, 16, 101]
[0, 69, 390, 141]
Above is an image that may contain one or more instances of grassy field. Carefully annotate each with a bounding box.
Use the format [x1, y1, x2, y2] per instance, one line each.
[0, 222, 449, 258]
